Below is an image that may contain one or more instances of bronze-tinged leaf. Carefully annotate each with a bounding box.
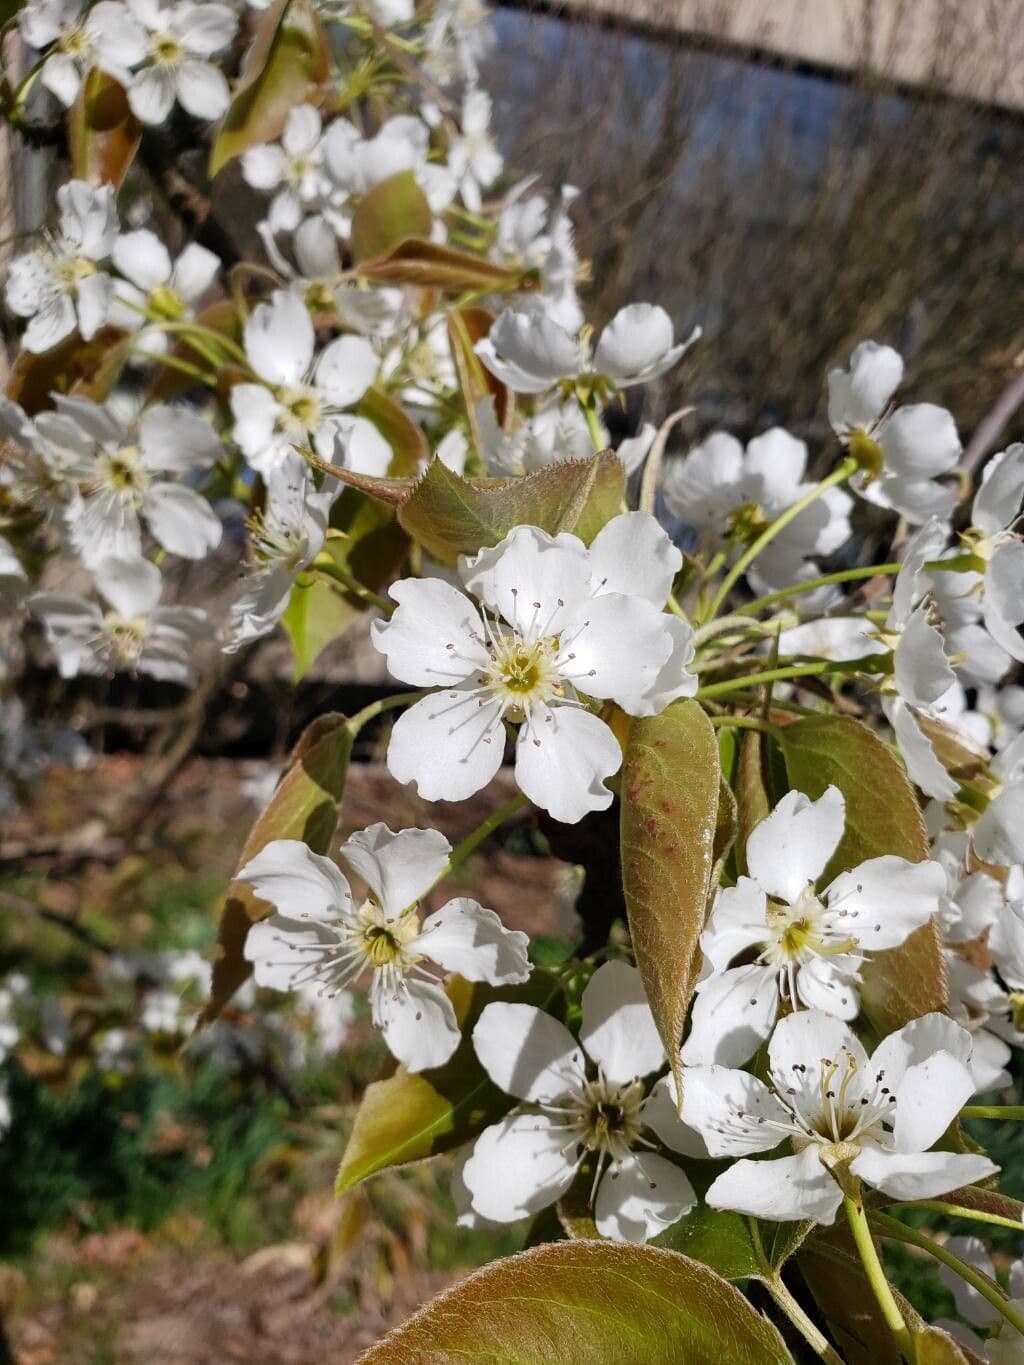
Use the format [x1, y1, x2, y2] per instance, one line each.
[354, 387, 428, 476]
[358, 1241, 794, 1365]
[209, 0, 329, 177]
[201, 713, 353, 1022]
[778, 714, 947, 1033]
[356, 238, 528, 292]
[350, 171, 433, 264]
[68, 69, 140, 188]
[735, 728, 771, 876]
[621, 699, 719, 1095]
[336, 972, 565, 1192]
[6, 326, 131, 413]
[916, 713, 991, 782]
[943, 1184, 1024, 1223]
[447, 305, 511, 438]
[397, 452, 624, 564]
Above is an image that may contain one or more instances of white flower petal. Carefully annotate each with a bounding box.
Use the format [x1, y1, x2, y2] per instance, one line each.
[746, 786, 846, 903]
[314, 334, 378, 407]
[625, 615, 698, 716]
[460, 524, 592, 629]
[40, 53, 82, 105]
[461, 1113, 578, 1221]
[828, 341, 904, 433]
[768, 1009, 869, 1091]
[244, 290, 314, 386]
[594, 303, 679, 386]
[171, 242, 220, 302]
[586, 511, 682, 608]
[578, 959, 664, 1083]
[642, 1077, 709, 1157]
[680, 1063, 788, 1157]
[794, 955, 861, 1019]
[75, 271, 113, 340]
[128, 65, 176, 124]
[386, 689, 505, 803]
[242, 144, 287, 191]
[895, 605, 955, 709]
[681, 964, 779, 1068]
[824, 855, 945, 951]
[514, 703, 621, 824]
[884, 695, 958, 801]
[974, 444, 1024, 536]
[419, 898, 529, 985]
[177, 2, 236, 56]
[594, 1152, 696, 1244]
[984, 540, 1024, 664]
[340, 823, 451, 919]
[139, 404, 222, 473]
[890, 1050, 975, 1154]
[706, 1148, 844, 1225]
[555, 592, 673, 709]
[237, 839, 353, 921]
[95, 554, 162, 617]
[472, 1001, 585, 1102]
[142, 482, 222, 559]
[243, 913, 341, 992]
[376, 976, 460, 1072]
[699, 878, 769, 973]
[850, 1147, 997, 1203]
[113, 229, 171, 290]
[475, 309, 581, 394]
[878, 404, 961, 479]
[974, 783, 1024, 867]
[372, 577, 487, 686]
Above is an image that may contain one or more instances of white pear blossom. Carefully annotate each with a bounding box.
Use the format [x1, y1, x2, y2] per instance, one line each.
[226, 466, 339, 649]
[371, 513, 696, 822]
[32, 395, 223, 568]
[944, 953, 1014, 1094]
[476, 305, 700, 397]
[239, 824, 530, 1072]
[109, 230, 220, 353]
[229, 290, 383, 476]
[683, 786, 945, 1068]
[125, 0, 237, 125]
[324, 114, 452, 213]
[463, 960, 700, 1242]
[972, 734, 1024, 869]
[963, 443, 1024, 668]
[29, 556, 213, 684]
[476, 396, 596, 476]
[683, 1009, 998, 1225]
[422, 0, 493, 84]
[932, 831, 1004, 945]
[664, 428, 852, 594]
[243, 105, 333, 234]
[5, 180, 119, 353]
[935, 1237, 1024, 1363]
[19, 0, 146, 106]
[828, 340, 961, 523]
[448, 88, 503, 212]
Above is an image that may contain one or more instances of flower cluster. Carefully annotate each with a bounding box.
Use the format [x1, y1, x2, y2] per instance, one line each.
[4, 0, 1024, 1353]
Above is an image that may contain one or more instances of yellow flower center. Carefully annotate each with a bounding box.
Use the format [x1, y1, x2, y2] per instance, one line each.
[848, 428, 884, 481]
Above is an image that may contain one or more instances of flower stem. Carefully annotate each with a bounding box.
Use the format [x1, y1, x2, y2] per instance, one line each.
[693, 614, 777, 647]
[961, 1105, 1024, 1121]
[703, 457, 858, 624]
[763, 1275, 846, 1365]
[872, 1211, 1024, 1340]
[843, 1197, 914, 1362]
[737, 563, 902, 617]
[312, 552, 394, 615]
[709, 715, 780, 736]
[347, 690, 426, 736]
[695, 653, 887, 701]
[581, 400, 605, 454]
[896, 1199, 1024, 1233]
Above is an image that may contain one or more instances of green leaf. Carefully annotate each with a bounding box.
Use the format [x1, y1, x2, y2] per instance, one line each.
[398, 452, 624, 564]
[653, 1202, 761, 1281]
[68, 69, 140, 189]
[350, 171, 433, 264]
[282, 492, 408, 679]
[209, 0, 329, 177]
[621, 699, 720, 1096]
[356, 238, 529, 292]
[202, 713, 353, 1022]
[336, 971, 565, 1192]
[358, 1240, 795, 1364]
[778, 714, 946, 1034]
